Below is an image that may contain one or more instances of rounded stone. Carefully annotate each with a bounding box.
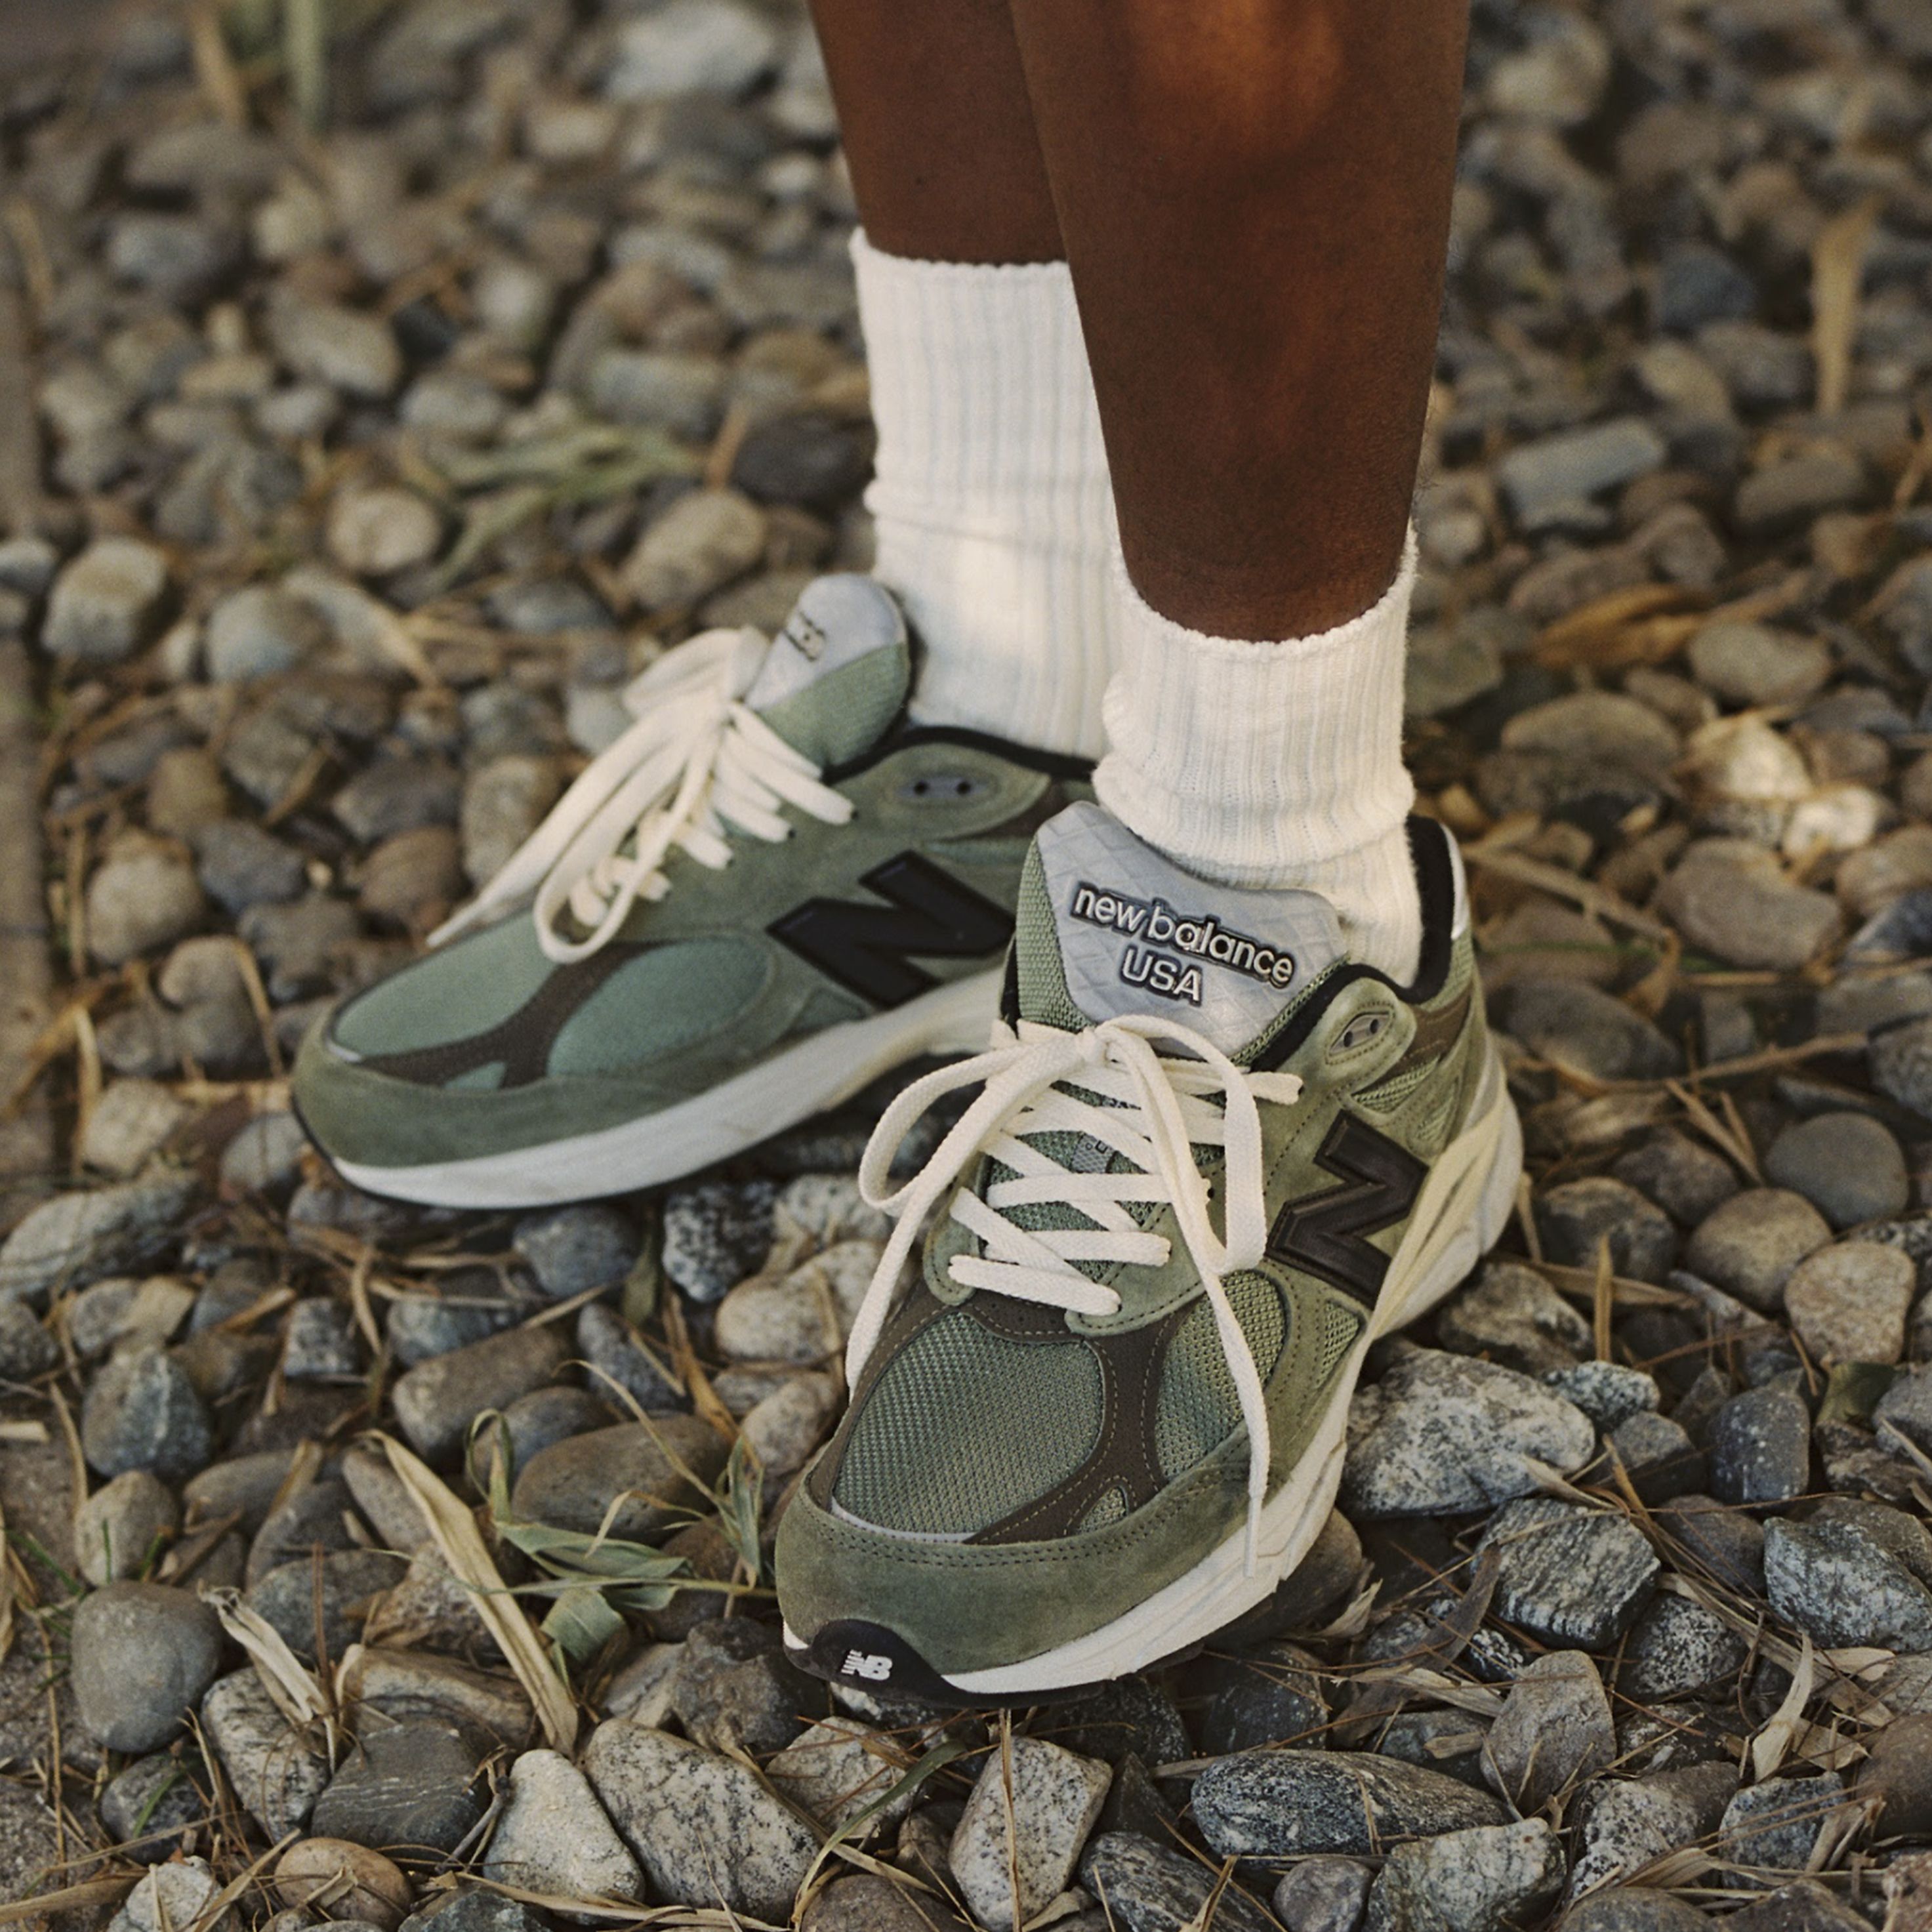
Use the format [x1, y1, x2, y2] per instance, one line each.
[70, 1581, 223, 1752]
[1687, 623, 1830, 709]
[87, 839, 207, 966]
[1873, 1016, 1932, 1120]
[81, 1344, 215, 1481]
[1782, 1241, 1915, 1367]
[1683, 1189, 1832, 1312]
[327, 487, 442, 577]
[311, 1719, 486, 1855]
[204, 585, 329, 683]
[75, 1468, 180, 1586]
[1763, 1113, 1909, 1230]
[1534, 1176, 1677, 1283]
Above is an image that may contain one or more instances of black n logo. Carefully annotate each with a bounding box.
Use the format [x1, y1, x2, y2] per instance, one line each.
[770, 852, 1014, 1007]
[1266, 1113, 1426, 1307]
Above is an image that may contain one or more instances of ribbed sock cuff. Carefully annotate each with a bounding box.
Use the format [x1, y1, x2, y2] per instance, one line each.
[852, 232, 1117, 759]
[1094, 533, 1422, 980]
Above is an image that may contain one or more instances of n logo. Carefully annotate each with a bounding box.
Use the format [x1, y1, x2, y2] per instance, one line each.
[1266, 1113, 1426, 1307]
[770, 852, 1014, 1007]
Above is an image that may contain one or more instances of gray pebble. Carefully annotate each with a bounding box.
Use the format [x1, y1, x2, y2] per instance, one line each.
[312, 1719, 487, 1855]
[42, 537, 169, 662]
[1195, 1750, 1506, 1859]
[392, 1321, 569, 1464]
[947, 1735, 1113, 1932]
[661, 1177, 779, 1301]
[1708, 1384, 1811, 1505]
[1275, 1859, 1373, 1932]
[1364, 1819, 1566, 1932]
[88, 838, 207, 966]
[1763, 1511, 1932, 1651]
[1435, 1260, 1592, 1374]
[512, 1204, 639, 1299]
[1080, 1832, 1274, 1932]
[245, 1548, 407, 1662]
[99, 1751, 207, 1862]
[1477, 1497, 1660, 1647]
[0, 1298, 59, 1380]
[1342, 1347, 1595, 1517]
[1683, 1189, 1830, 1313]
[1484, 1651, 1614, 1813]
[511, 1418, 727, 1539]
[201, 1666, 331, 1837]
[1613, 1130, 1741, 1227]
[204, 585, 329, 684]
[194, 819, 308, 913]
[71, 1581, 222, 1752]
[75, 1468, 178, 1585]
[81, 1344, 213, 1481]
[581, 1719, 818, 1921]
[577, 1301, 682, 1411]
[1763, 1113, 1908, 1229]
[1719, 1773, 1844, 1878]
[1534, 1178, 1677, 1283]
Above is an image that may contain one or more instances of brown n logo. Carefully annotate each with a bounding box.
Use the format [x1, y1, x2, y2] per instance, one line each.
[1265, 1113, 1426, 1307]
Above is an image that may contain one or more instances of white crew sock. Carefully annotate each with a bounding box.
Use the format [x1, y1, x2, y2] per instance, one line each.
[1094, 533, 1423, 983]
[853, 232, 1117, 760]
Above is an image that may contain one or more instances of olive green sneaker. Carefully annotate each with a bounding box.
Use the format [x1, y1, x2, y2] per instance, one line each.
[776, 800, 1521, 1700]
[292, 576, 1088, 1206]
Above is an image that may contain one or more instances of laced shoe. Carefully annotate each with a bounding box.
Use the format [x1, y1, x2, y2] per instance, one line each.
[291, 576, 1088, 1206]
[775, 799, 1521, 1701]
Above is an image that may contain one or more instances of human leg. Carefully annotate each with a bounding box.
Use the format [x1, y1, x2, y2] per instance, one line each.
[810, 0, 1120, 757]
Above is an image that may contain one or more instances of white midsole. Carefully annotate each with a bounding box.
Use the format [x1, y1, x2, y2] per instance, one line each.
[932, 1058, 1522, 1696]
[331, 970, 1003, 1208]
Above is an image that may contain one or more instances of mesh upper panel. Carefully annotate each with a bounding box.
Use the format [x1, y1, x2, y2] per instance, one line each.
[1153, 1271, 1287, 1481]
[834, 1309, 1105, 1535]
[1013, 850, 1088, 1033]
[1079, 1487, 1131, 1532]
[1313, 1300, 1363, 1386]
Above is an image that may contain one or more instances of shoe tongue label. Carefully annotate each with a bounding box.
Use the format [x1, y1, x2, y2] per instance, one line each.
[743, 575, 911, 770]
[1036, 802, 1345, 1052]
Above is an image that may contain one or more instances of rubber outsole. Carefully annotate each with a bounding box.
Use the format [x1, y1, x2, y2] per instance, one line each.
[320, 968, 1004, 1208]
[784, 1058, 1524, 1703]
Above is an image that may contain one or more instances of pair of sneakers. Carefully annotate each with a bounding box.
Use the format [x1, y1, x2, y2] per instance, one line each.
[293, 573, 1521, 1700]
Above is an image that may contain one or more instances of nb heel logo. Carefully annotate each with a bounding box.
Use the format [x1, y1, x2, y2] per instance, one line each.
[840, 1649, 894, 1682]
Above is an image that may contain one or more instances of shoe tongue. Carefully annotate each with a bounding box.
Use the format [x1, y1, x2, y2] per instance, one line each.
[743, 574, 911, 768]
[1021, 802, 1346, 1056]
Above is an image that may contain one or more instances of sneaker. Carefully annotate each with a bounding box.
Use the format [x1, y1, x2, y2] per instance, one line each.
[291, 576, 1089, 1207]
[775, 799, 1521, 1701]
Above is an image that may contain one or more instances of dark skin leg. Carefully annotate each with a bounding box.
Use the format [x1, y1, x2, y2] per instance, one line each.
[806, 0, 1063, 265]
[810, 0, 1468, 639]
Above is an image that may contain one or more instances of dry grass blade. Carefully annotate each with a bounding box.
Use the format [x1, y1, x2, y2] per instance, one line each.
[0, 1878, 140, 1925]
[1592, 1236, 1614, 1362]
[1534, 583, 1701, 670]
[375, 1431, 578, 1752]
[205, 1588, 331, 1733]
[1460, 842, 1672, 942]
[188, 1, 250, 127]
[1811, 196, 1883, 417]
[285, 0, 331, 129]
[1752, 1633, 1814, 1781]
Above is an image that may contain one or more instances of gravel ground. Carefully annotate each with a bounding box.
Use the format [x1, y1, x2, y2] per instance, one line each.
[4, 1, 1932, 1929]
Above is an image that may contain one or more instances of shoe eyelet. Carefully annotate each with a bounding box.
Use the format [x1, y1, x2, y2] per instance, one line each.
[1334, 1010, 1391, 1054]
[898, 771, 991, 805]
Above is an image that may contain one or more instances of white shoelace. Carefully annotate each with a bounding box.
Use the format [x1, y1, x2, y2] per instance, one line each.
[850, 1016, 1304, 1568]
[430, 627, 856, 962]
